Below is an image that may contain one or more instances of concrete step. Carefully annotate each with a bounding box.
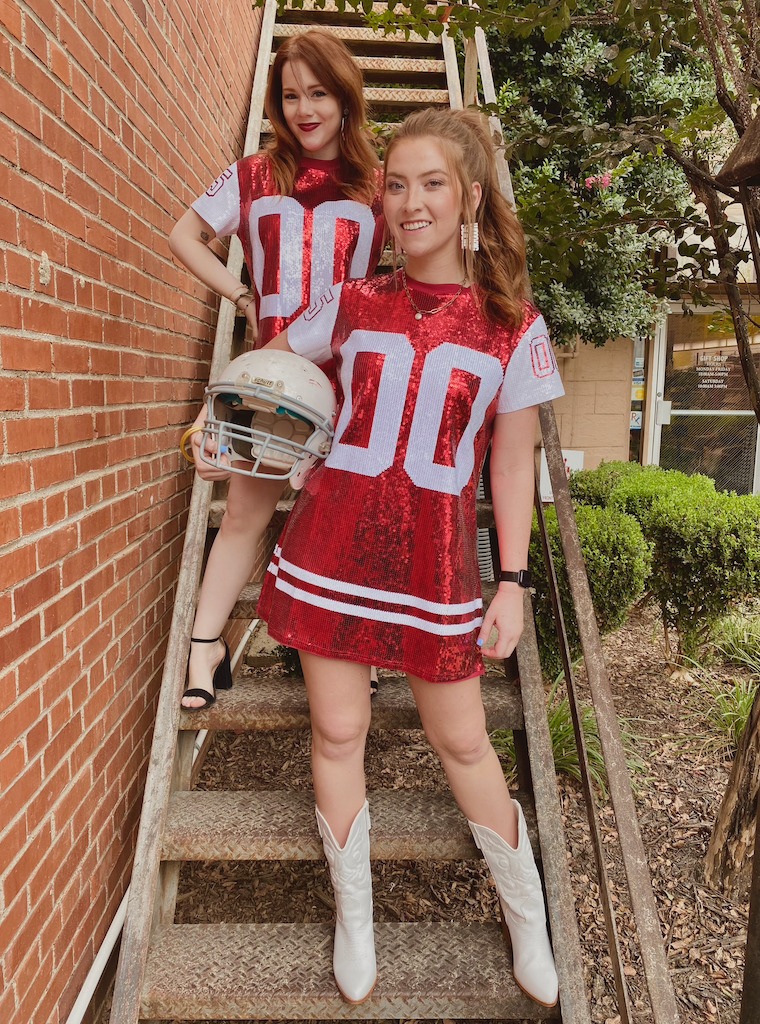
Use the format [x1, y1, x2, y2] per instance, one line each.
[141, 922, 560, 1020]
[178, 671, 523, 732]
[162, 789, 537, 861]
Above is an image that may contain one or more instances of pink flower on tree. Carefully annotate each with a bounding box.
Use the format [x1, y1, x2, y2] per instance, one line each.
[585, 173, 612, 189]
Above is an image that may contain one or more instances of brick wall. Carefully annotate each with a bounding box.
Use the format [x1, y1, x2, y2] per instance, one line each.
[0, 0, 261, 1019]
[553, 337, 634, 469]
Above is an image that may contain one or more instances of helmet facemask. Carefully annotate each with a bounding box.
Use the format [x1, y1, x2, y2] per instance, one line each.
[199, 351, 336, 489]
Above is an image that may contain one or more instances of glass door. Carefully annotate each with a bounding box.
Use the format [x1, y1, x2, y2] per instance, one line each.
[653, 313, 760, 494]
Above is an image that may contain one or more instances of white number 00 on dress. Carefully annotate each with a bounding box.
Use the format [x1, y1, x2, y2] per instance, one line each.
[328, 331, 505, 496]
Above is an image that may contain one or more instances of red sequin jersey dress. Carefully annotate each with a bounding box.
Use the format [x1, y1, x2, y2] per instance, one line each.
[192, 154, 385, 347]
[257, 274, 565, 683]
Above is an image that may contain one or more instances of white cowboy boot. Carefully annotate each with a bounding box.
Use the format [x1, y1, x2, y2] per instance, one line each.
[469, 802, 559, 1008]
[316, 800, 377, 1004]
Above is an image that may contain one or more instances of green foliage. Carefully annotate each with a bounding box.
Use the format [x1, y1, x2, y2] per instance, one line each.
[530, 503, 651, 678]
[698, 674, 759, 754]
[491, 676, 609, 794]
[607, 465, 716, 520]
[568, 459, 645, 507]
[715, 611, 760, 676]
[643, 492, 760, 657]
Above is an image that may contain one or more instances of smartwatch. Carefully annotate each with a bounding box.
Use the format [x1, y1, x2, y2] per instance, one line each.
[499, 570, 532, 588]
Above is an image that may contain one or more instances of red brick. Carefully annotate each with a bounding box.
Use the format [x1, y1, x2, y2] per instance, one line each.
[0, 75, 40, 137]
[1, 333, 51, 370]
[5, 249, 32, 288]
[0, 202, 19, 244]
[29, 377, 70, 410]
[0, 543, 36, 590]
[44, 587, 83, 633]
[31, 451, 75, 489]
[14, 566, 60, 618]
[3, 820, 52, 906]
[63, 96, 100, 148]
[45, 189, 86, 240]
[23, 298, 68, 337]
[0, 506, 20, 545]
[0, 162, 45, 218]
[0, 118, 17, 162]
[0, 292, 22, 329]
[17, 635, 65, 696]
[45, 490, 66, 525]
[18, 136, 64, 194]
[25, 16, 47, 62]
[0, 460, 31, 499]
[62, 544, 97, 588]
[6, 417, 55, 454]
[50, 40, 70, 85]
[37, 523, 78, 568]
[0, 0, 22, 39]
[18, 212, 66, 263]
[52, 340, 89, 373]
[15, 50, 62, 116]
[26, 715, 49, 759]
[41, 113, 83, 171]
[0, 376, 24, 410]
[68, 311, 102, 343]
[0, 815, 27, 881]
[21, 498, 44, 534]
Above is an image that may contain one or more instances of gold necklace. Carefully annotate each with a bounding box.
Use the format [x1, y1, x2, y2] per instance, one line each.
[401, 267, 466, 320]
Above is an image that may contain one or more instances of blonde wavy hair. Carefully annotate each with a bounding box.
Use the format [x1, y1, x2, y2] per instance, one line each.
[264, 30, 380, 205]
[384, 108, 527, 328]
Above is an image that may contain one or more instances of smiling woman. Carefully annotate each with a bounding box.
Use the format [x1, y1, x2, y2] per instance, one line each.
[166, 28, 385, 710]
[256, 107, 564, 1009]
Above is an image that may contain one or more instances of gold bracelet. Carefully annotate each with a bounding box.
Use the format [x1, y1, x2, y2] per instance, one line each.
[180, 425, 204, 463]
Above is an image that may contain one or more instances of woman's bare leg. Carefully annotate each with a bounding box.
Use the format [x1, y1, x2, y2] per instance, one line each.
[406, 672, 517, 847]
[182, 473, 285, 707]
[301, 651, 372, 844]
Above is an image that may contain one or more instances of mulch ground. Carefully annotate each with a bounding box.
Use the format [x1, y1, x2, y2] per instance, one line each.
[99, 604, 752, 1024]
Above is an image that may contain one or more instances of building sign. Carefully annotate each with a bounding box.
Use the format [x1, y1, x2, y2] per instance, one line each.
[539, 449, 584, 502]
[630, 410, 642, 430]
[696, 353, 730, 390]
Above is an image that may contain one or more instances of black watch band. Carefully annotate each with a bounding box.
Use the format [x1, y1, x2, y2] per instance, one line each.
[499, 569, 532, 588]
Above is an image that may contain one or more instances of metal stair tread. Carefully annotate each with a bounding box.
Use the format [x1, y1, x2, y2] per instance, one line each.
[178, 670, 523, 731]
[141, 922, 560, 1019]
[162, 788, 538, 861]
[274, 23, 438, 45]
[364, 86, 449, 105]
[269, 52, 447, 74]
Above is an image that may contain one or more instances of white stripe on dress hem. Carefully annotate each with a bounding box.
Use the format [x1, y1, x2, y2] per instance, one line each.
[272, 577, 483, 636]
[270, 551, 483, 616]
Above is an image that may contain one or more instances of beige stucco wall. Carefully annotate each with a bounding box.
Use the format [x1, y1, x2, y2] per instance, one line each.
[552, 337, 634, 469]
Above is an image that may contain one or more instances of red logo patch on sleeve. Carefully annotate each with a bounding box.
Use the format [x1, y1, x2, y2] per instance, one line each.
[530, 333, 555, 378]
[206, 167, 234, 197]
[303, 289, 336, 321]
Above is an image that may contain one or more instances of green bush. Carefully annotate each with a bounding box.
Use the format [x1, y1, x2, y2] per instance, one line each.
[529, 504, 652, 678]
[568, 460, 645, 508]
[643, 492, 760, 658]
[608, 465, 716, 522]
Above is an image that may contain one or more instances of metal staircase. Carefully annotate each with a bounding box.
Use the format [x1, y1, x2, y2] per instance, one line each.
[108, 4, 680, 1022]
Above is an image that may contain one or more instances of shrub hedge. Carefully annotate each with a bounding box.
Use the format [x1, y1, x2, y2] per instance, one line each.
[557, 461, 760, 661]
[529, 504, 652, 678]
[643, 491, 760, 657]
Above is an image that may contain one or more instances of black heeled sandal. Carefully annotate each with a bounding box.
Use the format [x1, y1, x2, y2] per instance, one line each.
[181, 636, 233, 711]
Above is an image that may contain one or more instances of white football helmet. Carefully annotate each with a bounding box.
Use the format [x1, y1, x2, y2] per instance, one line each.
[200, 349, 336, 489]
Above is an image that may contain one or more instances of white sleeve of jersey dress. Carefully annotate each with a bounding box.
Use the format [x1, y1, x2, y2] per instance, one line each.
[191, 164, 241, 238]
[287, 283, 344, 365]
[496, 314, 564, 413]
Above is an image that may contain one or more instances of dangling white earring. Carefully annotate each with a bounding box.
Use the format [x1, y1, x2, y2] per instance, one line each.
[461, 222, 480, 252]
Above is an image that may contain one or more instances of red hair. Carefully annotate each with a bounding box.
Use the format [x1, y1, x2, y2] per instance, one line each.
[264, 30, 380, 204]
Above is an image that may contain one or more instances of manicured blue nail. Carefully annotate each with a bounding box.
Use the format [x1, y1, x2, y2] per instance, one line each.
[476, 638, 483, 647]
[220, 445, 228, 453]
